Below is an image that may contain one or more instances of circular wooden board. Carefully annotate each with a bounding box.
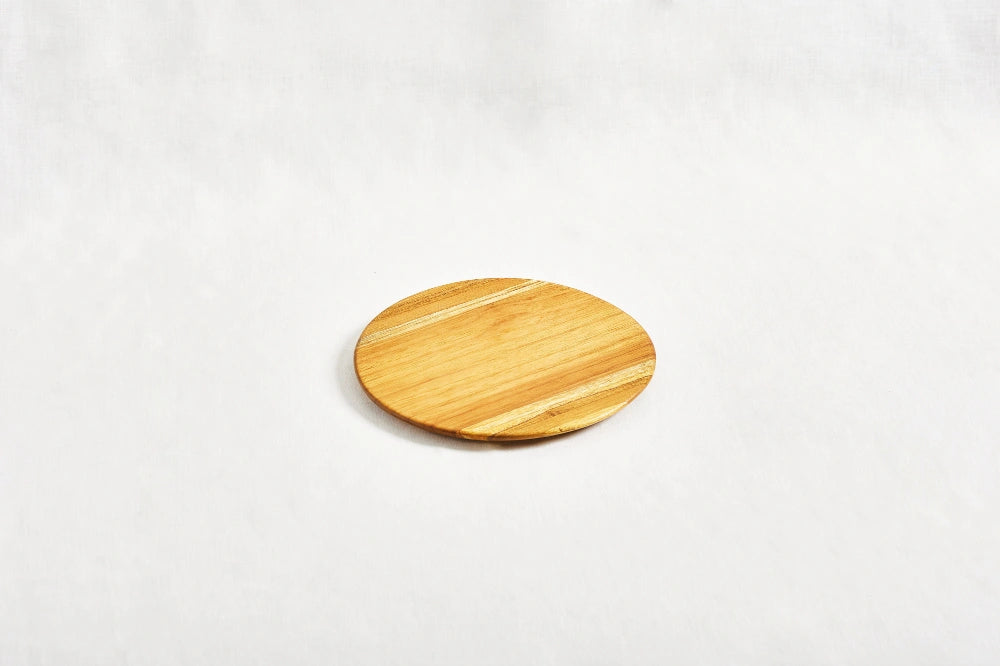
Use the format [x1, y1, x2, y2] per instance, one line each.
[354, 278, 656, 441]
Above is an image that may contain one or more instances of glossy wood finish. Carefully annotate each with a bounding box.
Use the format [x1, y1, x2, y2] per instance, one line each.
[354, 278, 655, 441]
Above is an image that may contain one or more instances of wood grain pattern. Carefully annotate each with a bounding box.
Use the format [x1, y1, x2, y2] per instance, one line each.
[354, 278, 656, 441]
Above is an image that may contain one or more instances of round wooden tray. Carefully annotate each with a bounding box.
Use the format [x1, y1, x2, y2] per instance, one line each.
[354, 278, 655, 441]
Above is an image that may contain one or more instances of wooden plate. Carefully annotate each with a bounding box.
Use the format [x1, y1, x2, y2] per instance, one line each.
[354, 278, 656, 441]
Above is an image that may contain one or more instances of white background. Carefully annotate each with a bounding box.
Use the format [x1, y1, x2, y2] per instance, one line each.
[2, 1, 1000, 663]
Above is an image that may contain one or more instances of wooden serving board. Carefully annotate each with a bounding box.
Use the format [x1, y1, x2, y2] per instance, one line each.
[354, 278, 655, 441]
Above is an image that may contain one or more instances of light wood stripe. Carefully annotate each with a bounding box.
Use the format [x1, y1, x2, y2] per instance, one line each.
[462, 359, 655, 436]
[537, 400, 631, 435]
[357, 279, 544, 347]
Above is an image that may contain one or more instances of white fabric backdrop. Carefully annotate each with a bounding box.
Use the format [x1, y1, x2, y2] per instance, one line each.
[2, 1, 999, 663]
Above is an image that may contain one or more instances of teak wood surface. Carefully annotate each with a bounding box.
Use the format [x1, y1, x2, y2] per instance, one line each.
[354, 278, 656, 441]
